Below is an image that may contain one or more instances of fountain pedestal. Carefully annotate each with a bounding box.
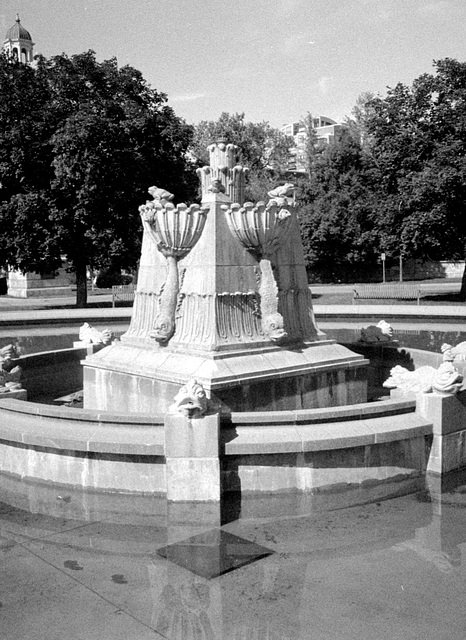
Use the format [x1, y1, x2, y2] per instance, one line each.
[83, 142, 368, 414]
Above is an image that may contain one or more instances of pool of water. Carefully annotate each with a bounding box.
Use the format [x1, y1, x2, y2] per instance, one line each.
[1, 320, 466, 356]
[1, 471, 466, 639]
[320, 320, 466, 353]
[0, 323, 129, 355]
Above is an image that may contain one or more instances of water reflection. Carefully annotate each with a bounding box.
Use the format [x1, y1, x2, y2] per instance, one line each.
[1, 473, 466, 639]
[0, 323, 129, 355]
[322, 322, 466, 353]
[1, 322, 466, 356]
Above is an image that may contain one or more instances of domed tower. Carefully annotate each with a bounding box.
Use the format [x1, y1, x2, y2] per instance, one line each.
[3, 14, 34, 63]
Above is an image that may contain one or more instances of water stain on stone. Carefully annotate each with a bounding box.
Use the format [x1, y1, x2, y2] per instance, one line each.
[64, 560, 83, 571]
[111, 574, 128, 584]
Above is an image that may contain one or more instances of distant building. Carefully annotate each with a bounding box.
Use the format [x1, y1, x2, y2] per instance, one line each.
[2, 14, 34, 63]
[281, 116, 344, 174]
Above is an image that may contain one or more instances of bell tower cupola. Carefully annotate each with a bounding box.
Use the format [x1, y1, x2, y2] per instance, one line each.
[3, 14, 34, 63]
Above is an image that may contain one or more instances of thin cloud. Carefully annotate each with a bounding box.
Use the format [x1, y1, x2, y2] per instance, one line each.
[418, 1, 454, 15]
[169, 93, 206, 103]
[318, 76, 333, 97]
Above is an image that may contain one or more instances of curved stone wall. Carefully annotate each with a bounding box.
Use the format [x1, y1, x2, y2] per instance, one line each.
[0, 346, 433, 495]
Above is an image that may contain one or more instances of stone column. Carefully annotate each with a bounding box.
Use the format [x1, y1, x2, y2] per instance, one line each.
[164, 411, 221, 501]
[419, 390, 466, 474]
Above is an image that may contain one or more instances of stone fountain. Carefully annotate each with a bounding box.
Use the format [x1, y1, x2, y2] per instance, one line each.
[82, 141, 368, 414]
[3, 141, 466, 506]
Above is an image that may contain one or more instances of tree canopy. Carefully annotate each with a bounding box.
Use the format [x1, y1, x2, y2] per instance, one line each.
[297, 129, 380, 282]
[359, 58, 466, 293]
[0, 51, 197, 306]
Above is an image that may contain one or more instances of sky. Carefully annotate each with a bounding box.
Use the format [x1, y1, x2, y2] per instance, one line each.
[2, 0, 466, 129]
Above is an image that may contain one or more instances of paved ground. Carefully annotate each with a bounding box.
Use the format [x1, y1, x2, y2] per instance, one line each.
[1, 475, 466, 640]
[1, 283, 466, 638]
[0, 280, 466, 323]
[0, 280, 464, 326]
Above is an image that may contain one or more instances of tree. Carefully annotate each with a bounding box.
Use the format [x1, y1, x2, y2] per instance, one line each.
[190, 112, 293, 201]
[364, 59, 466, 296]
[344, 92, 378, 150]
[0, 51, 197, 306]
[298, 130, 380, 282]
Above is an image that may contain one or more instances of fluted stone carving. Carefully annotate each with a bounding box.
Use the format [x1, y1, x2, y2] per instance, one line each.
[139, 188, 209, 343]
[196, 141, 249, 204]
[222, 193, 294, 343]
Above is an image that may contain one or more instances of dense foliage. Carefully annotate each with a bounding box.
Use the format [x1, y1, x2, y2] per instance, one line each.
[298, 59, 466, 290]
[2, 52, 466, 299]
[364, 59, 466, 294]
[0, 51, 196, 306]
[297, 128, 380, 282]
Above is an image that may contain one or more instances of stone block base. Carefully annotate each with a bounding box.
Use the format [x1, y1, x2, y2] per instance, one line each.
[166, 458, 221, 501]
[418, 390, 466, 474]
[83, 340, 368, 414]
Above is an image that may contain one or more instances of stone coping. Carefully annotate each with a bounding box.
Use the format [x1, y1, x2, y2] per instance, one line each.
[0, 396, 431, 459]
[224, 413, 432, 455]
[0, 398, 165, 455]
[315, 305, 466, 319]
[229, 398, 417, 425]
[0, 397, 164, 424]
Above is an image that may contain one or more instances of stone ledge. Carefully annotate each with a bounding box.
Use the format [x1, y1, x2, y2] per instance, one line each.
[223, 412, 432, 455]
[0, 398, 164, 425]
[0, 400, 164, 455]
[229, 398, 416, 425]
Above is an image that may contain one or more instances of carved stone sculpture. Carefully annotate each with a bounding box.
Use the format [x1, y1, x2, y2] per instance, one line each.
[208, 178, 226, 193]
[222, 192, 295, 343]
[441, 342, 466, 362]
[432, 361, 463, 395]
[196, 141, 249, 203]
[384, 362, 463, 395]
[168, 379, 209, 418]
[79, 323, 113, 345]
[139, 189, 209, 344]
[147, 186, 174, 205]
[0, 343, 17, 365]
[383, 365, 437, 393]
[360, 320, 394, 343]
[0, 343, 22, 394]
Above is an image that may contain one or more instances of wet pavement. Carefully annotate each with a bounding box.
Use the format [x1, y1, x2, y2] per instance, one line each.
[1, 473, 466, 639]
[1, 283, 466, 638]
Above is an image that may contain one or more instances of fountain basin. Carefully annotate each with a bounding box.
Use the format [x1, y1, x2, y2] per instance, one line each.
[0, 343, 444, 496]
[2, 316, 466, 497]
[0, 390, 431, 495]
